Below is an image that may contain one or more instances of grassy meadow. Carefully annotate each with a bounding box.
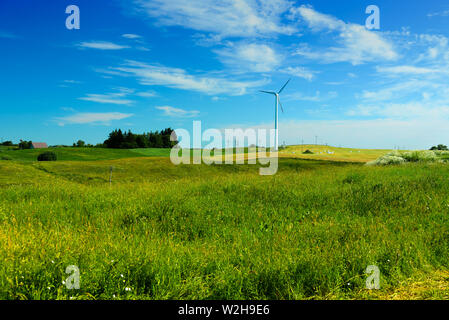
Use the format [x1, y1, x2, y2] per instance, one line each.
[0, 146, 449, 299]
[279, 145, 392, 163]
[0, 146, 171, 162]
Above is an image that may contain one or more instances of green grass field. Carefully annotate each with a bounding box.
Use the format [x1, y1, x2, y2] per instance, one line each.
[0, 147, 171, 162]
[1, 146, 449, 300]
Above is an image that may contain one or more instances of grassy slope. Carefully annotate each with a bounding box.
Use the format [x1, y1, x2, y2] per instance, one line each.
[0, 157, 448, 299]
[0, 147, 171, 162]
[1, 145, 390, 163]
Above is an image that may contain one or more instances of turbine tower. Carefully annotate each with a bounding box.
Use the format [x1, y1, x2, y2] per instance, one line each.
[260, 79, 290, 151]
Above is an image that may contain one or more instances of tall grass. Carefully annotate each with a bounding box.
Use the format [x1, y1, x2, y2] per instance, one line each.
[0, 158, 449, 299]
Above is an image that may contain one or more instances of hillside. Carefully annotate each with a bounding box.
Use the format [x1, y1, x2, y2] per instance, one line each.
[1, 157, 449, 299]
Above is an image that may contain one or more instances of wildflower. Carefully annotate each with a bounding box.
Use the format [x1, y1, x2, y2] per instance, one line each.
[125, 287, 131, 292]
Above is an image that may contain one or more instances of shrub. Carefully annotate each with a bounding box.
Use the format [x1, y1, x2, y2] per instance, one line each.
[37, 152, 57, 162]
[303, 149, 314, 154]
[367, 155, 406, 166]
[433, 150, 449, 156]
[1, 156, 12, 161]
[400, 151, 437, 162]
[367, 150, 446, 166]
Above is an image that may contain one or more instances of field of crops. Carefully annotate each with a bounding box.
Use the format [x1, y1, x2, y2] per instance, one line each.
[1, 147, 449, 299]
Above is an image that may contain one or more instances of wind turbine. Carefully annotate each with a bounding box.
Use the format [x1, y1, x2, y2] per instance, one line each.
[260, 79, 290, 151]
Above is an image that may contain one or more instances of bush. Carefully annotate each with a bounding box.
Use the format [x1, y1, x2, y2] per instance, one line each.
[1, 156, 12, 161]
[37, 152, 57, 162]
[367, 155, 406, 166]
[303, 149, 314, 154]
[367, 150, 447, 166]
[401, 151, 437, 162]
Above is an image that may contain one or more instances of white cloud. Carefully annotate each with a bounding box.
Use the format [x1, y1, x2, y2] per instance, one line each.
[279, 66, 317, 81]
[78, 41, 130, 50]
[128, 0, 296, 39]
[79, 89, 135, 105]
[136, 46, 150, 51]
[136, 91, 157, 98]
[108, 60, 268, 95]
[216, 43, 281, 72]
[283, 91, 321, 102]
[156, 106, 200, 118]
[122, 34, 142, 39]
[415, 34, 449, 62]
[377, 65, 439, 75]
[55, 112, 133, 126]
[347, 102, 449, 119]
[63, 80, 82, 84]
[427, 10, 449, 17]
[359, 80, 435, 102]
[79, 94, 134, 105]
[292, 6, 398, 65]
[284, 90, 337, 102]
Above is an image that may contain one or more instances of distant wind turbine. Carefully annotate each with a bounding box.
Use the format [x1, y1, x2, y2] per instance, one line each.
[260, 79, 291, 151]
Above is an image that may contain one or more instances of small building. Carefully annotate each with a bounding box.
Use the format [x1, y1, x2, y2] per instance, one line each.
[31, 142, 48, 149]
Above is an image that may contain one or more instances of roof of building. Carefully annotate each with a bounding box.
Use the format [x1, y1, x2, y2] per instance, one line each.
[31, 142, 48, 149]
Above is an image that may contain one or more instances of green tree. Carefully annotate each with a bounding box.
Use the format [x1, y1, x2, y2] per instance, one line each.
[76, 140, 85, 147]
[18, 140, 32, 150]
[430, 144, 448, 151]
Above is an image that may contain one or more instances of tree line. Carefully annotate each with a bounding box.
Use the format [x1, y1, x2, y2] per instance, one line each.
[103, 128, 177, 149]
[2, 128, 178, 150]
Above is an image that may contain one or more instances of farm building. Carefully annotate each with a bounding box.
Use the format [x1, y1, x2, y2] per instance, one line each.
[31, 142, 48, 149]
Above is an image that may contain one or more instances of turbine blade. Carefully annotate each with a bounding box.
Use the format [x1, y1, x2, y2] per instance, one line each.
[278, 97, 284, 113]
[278, 79, 291, 94]
[260, 90, 276, 95]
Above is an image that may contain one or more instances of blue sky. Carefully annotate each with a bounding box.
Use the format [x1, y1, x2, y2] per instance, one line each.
[1, 0, 449, 149]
